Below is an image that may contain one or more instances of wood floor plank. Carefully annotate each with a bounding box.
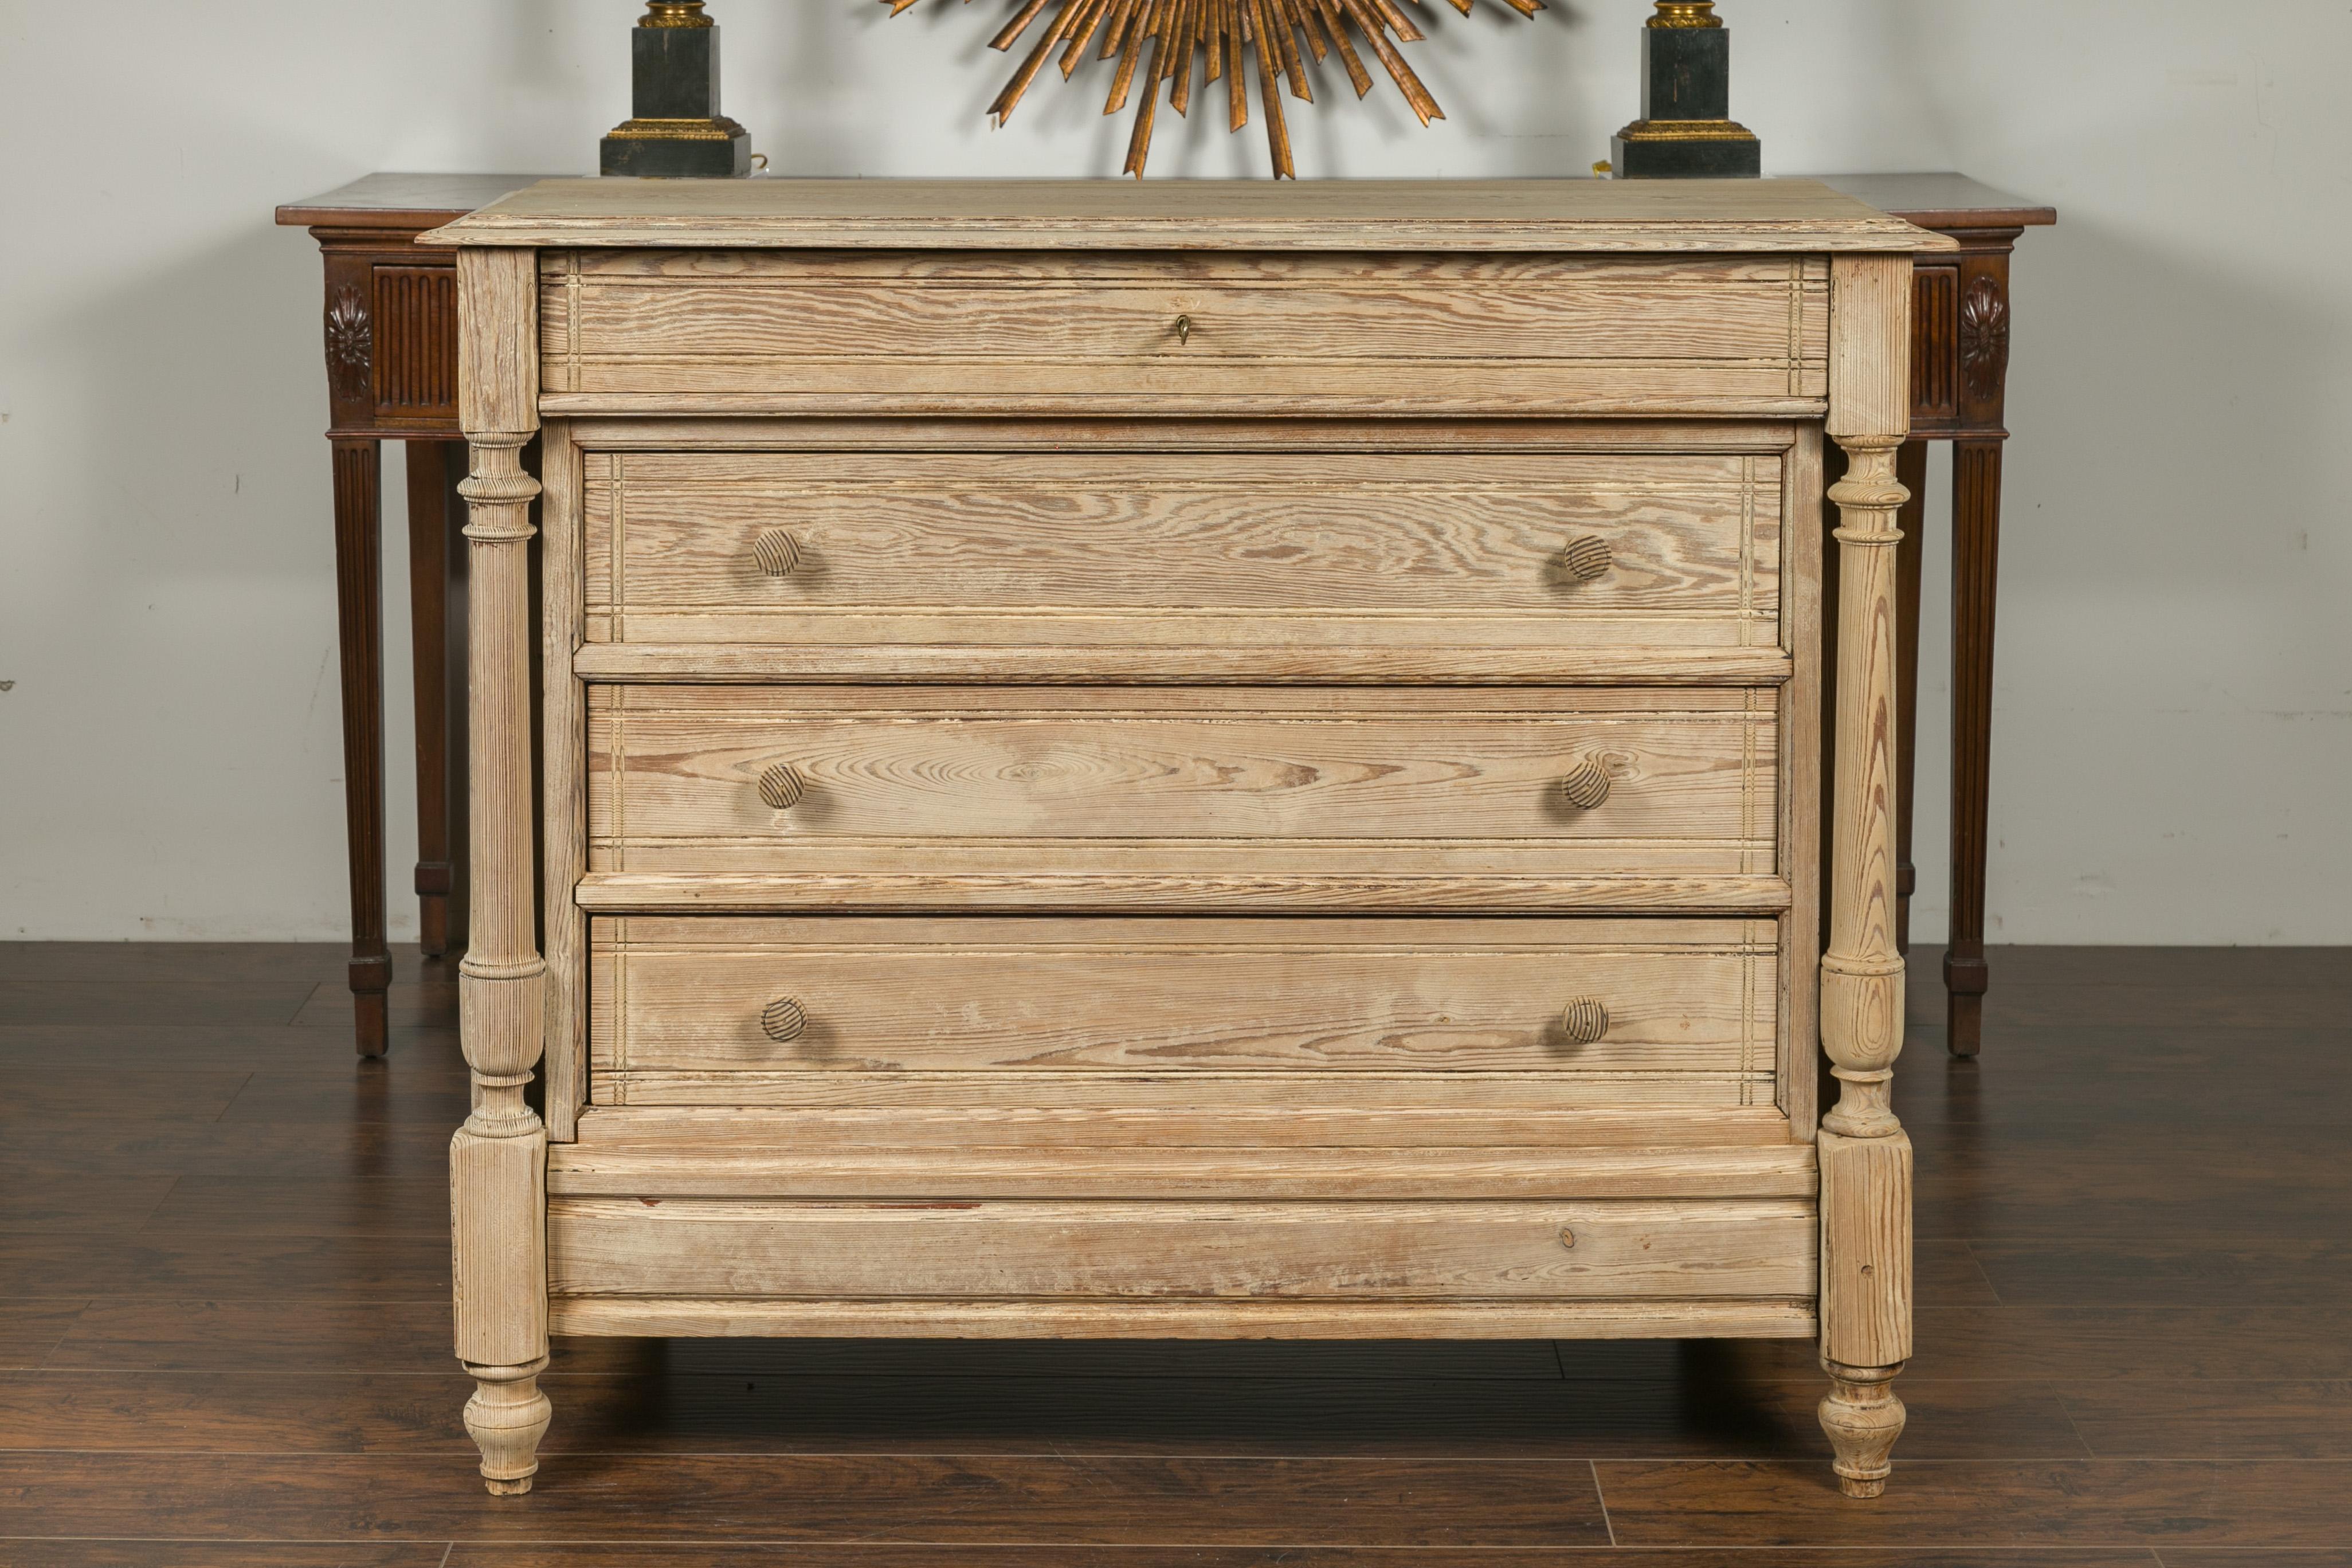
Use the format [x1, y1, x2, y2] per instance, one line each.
[1894, 1032, 2352, 1126]
[0, 1370, 2086, 1461]
[2158, 1555, 2352, 1568]
[1596, 1460, 2352, 1547]
[1911, 1124, 2352, 1240]
[2060, 1379, 2352, 1459]
[0, 941, 362, 985]
[0, 1452, 1614, 1546]
[42, 1299, 455, 1374]
[289, 979, 460, 1030]
[0, 1071, 256, 1123]
[0, 1119, 453, 1182]
[0, 1023, 432, 1071]
[0, 982, 319, 1027]
[211, 1072, 472, 1127]
[0, 1548, 450, 1567]
[1969, 1240, 2352, 1308]
[1906, 1307, 2352, 1382]
[134, 1176, 450, 1238]
[0, 1175, 179, 1234]
[0, 1301, 88, 1370]
[1, 1232, 450, 1299]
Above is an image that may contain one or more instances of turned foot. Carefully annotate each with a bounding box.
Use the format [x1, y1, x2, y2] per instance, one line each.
[1818, 1359, 1906, 1499]
[464, 1358, 552, 1496]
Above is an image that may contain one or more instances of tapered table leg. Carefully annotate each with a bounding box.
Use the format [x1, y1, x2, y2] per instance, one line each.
[1946, 436, 2005, 1057]
[1892, 441, 1927, 957]
[405, 441, 469, 958]
[330, 438, 390, 1058]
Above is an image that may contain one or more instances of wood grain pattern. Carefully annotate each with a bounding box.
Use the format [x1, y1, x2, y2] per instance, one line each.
[1775, 426, 1826, 1140]
[546, 1196, 1817, 1302]
[575, 640, 1797, 688]
[544, 1296, 1818, 1343]
[422, 175, 1951, 253]
[585, 914, 1779, 1083]
[571, 868, 1794, 915]
[548, 1133, 1818, 1201]
[562, 1102, 1800, 1152]
[532, 246, 1828, 413]
[539, 421, 585, 1144]
[584, 687, 1779, 880]
[583, 448, 1783, 647]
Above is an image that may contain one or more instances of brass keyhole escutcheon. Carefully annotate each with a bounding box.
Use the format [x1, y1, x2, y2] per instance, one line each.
[1559, 1226, 1577, 1249]
[1174, 314, 1193, 346]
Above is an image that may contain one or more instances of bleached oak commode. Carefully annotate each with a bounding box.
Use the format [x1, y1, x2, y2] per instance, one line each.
[424, 178, 1946, 1499]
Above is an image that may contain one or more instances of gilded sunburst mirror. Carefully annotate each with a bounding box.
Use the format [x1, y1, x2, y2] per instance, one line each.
[882, 0, 1553, 179]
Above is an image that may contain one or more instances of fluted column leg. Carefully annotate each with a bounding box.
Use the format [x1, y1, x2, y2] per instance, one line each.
[1818, 433, 1915, 1499]
[1818, 256, 1915, 1499]
[449, 248, 548, 1497]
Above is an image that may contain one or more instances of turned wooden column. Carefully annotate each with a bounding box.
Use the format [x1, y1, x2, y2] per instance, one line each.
[450, 246, 551, 1496]
[1818, 254, 1915, 1500]
[1817, 176, 2055, 1057]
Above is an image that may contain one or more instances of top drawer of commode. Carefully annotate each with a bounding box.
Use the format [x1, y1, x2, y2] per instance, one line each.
[536, 249, 1828, 417]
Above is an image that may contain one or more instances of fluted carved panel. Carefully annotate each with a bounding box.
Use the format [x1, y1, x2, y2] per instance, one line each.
[373, 264, 460, 420]
[1908, 266, 1958, 423]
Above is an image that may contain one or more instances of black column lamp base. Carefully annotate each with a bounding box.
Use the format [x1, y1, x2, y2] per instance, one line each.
[600, 1, 754, 179]
[1609, 2, 1762, 179]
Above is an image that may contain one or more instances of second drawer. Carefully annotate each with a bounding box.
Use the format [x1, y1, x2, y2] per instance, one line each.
[586, 685, 1779, 881]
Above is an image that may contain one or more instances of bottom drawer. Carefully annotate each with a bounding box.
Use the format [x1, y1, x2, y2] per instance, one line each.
[547, 1196, 1817, 1302]
[589, 915, 1782, 1112]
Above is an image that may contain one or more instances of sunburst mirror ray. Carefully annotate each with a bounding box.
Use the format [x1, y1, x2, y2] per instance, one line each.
[883, 0, 1549, 179]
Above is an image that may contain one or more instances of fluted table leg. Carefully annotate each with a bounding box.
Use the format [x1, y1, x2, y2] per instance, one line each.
[330, 437, 390, 1059]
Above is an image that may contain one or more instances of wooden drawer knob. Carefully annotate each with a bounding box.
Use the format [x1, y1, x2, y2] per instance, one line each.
[761, 996, 807, 1043]
[1559, 535, 1613, 583]
[752, 528, 802, 578]
[1558, 755, 1612, 810]
[757, 763, 806, 812]
[1559, 998, 1610, 1045]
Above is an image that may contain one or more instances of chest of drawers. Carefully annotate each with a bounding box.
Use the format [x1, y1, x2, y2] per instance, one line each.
[427, 178, 1945, 1500]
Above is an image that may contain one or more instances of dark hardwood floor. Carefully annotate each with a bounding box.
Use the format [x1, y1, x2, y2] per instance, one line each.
[1, 940, 2347, 1565]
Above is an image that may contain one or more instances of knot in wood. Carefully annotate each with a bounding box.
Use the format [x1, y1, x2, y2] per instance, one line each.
[1558, 755, 1612, 810]
[752, 528, 802, 578]
[1559, 535, 1614, 583]
[761, 995, 807, 1042]
[1559, 997, 1610, 1045]
[757, 763, 806, 812]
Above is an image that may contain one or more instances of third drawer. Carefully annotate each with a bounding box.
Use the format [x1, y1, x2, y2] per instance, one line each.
[587, 914, 1782, 1107]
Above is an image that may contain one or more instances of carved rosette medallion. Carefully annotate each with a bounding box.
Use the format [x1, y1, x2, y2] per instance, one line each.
[1957, 275, 2010, 405]
[325, 285, 374, 405]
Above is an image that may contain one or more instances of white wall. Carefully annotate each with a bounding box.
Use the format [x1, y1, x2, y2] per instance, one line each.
[1, 0, 2345, 943]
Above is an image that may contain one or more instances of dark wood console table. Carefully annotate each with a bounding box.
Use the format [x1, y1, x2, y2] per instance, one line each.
[1824, 175, 2057, 1057]
[280, 171, 2050, 1060]
[277, 175, 540, 1056]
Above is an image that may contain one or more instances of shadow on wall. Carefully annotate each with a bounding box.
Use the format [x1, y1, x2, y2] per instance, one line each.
[7, 213, 385, 936]
[790, 0, 1610, 178]
[1947, 207, 2347, 940]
